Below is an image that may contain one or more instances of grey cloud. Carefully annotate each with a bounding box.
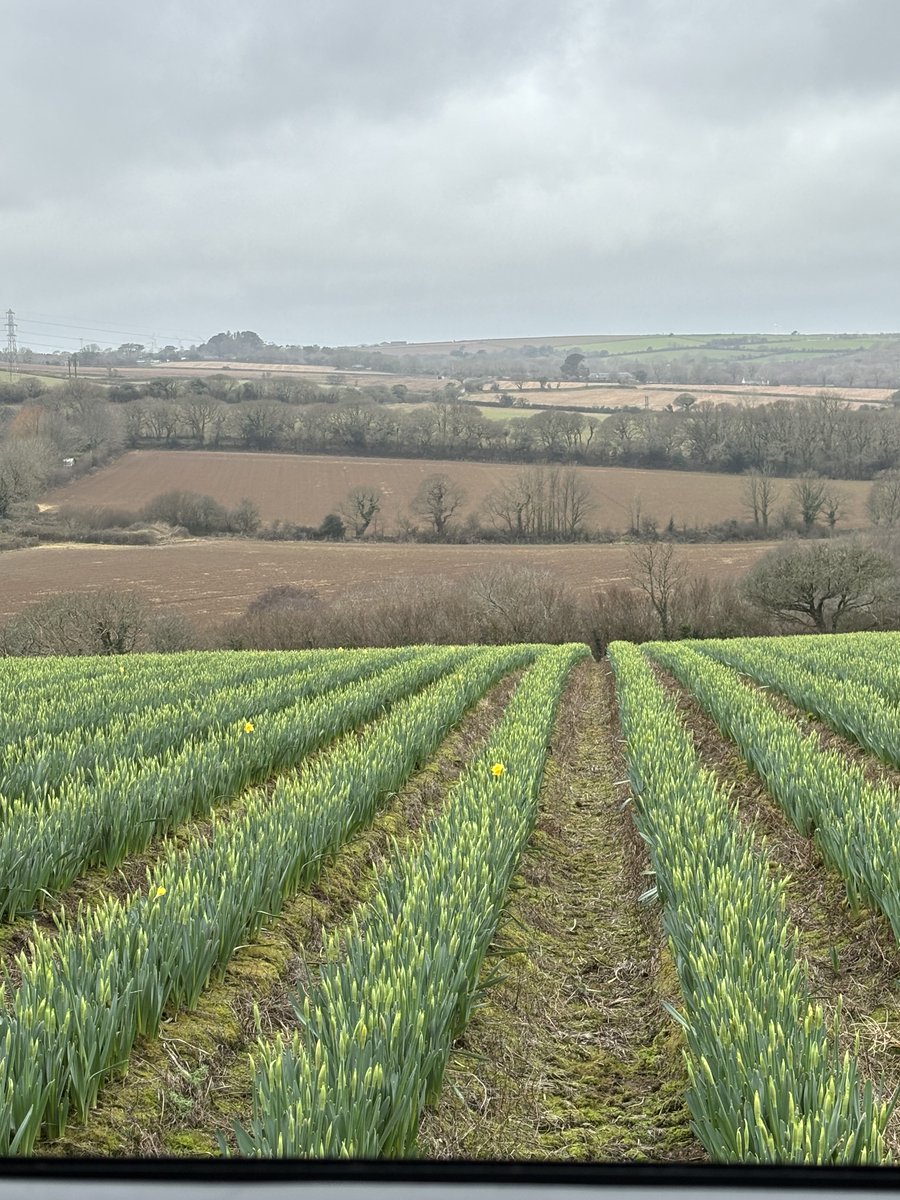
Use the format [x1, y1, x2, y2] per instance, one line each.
[2, 0, 899, 345]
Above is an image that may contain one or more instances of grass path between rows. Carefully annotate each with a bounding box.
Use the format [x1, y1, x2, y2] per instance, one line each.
[419, 661, 702, 1162]
[46, 671, 522, 1156]
[649, 659, 900, 1159]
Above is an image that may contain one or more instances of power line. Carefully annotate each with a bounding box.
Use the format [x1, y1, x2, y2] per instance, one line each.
[17, 326, 121, 346]
[16, 336, 121, 352]
[18, 313, 206, 343]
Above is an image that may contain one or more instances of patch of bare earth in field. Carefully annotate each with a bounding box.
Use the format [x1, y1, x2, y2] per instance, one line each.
[43, 449, 872, 530]
[0, 538, 777, 625]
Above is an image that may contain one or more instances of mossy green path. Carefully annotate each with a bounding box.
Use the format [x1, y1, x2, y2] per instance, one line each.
[419, 661, 701, 1162]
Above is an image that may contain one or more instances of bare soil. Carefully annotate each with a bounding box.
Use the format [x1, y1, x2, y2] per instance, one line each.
[43, 449, 873, 531]
[0, 538, 777, 624]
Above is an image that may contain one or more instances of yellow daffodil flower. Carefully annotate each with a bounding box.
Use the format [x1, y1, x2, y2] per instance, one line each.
[491, 762, 506, 777]
[154, 885, 166, 898]
[244, 720, 255, 733]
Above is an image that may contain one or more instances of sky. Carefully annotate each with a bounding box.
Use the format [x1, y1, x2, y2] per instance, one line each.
[2, 0, 899, 350]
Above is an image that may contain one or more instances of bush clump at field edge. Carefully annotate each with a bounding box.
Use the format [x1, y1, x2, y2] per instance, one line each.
[141, 490, 261, 536]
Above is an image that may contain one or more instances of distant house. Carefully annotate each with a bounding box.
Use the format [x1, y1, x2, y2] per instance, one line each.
[63, 457, 75, 467]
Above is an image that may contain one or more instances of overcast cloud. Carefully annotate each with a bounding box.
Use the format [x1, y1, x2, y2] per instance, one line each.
[2, 0, 899, 348]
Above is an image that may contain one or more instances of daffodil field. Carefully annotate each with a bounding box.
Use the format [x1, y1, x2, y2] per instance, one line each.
[232, 646, 581, 1157]
[0, 643, 588, 1156]
[609, 632, 900, 1165]
[4, 632, 900, 1164]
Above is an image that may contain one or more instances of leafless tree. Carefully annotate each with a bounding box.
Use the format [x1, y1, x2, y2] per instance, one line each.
[629, 541, 686, 639]
[340, 485, 382, 537]
[867, 469, 900, 528]
[410, 473, 466, 537]
[821, 486, 843, 532]
[483, 466, 594, 540]
[741, 466, 780, 530]
[143, 403, 180, 445]
[791, 472, 827, 531]
[180, 395, 216, 444]
[0, 436, 56, 516]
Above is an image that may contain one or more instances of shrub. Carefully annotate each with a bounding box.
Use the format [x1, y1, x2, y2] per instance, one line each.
[141, 490, 231, 535]
[245, 585, 321, 616]
[0, 589, 153, 656]
[314, 513, 346, 540]
[57, 504, 140, 531]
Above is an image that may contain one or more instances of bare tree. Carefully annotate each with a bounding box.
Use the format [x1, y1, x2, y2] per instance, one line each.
[629, 542, 685, 639]
[483, 466, 593, 541]
[628, 495, 643, 537]
[821, 486, 843, 532]
[143, 403, 180, 445]
[0, 436, 56, 516]
[180, 395, 216, 444]
[340, 485, 382, 537]
[548, 466, 595, 538]
[867, 469, 900, 528]
[791, 472, 827, 531]
[742, 537, 895, 632]
[410, 473, 466, 538]
[741, 467, 780, 531]
[483, 472, 534, 539]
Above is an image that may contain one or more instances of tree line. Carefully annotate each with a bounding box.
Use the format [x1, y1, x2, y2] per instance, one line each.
[7, 381, 900, 531]
[15, 378, 900, 479]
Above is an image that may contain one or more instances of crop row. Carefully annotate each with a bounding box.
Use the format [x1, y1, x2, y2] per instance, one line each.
[608, 641, 890, 1164]
[0, 644, 535, 1155]
[693, 637, 900, 768]
[649, 641, 900, 943]
[769, 633, 900, 705]
[231, 643, 589, 1158]
[0, 650, 316, 740]
[0, 651, 325, 795]
[0, 648, 421, 805]
[0, 646, 468, 922]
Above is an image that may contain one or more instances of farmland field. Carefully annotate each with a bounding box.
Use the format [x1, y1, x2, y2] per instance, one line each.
[0, 539, 777, 624]
[42, 449, 874, 532]
[3, 633, 900, 1161]
[477, 382, 893, 412]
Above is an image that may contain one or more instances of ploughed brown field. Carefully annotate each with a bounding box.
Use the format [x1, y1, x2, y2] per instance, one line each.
[0, 540, 778, 624]
[43, 450, 873, 532]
